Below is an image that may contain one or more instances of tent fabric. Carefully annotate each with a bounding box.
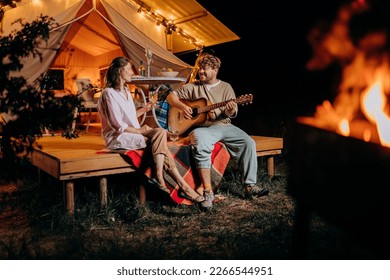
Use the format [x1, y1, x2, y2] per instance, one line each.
[1, 0, 239, 95]
[141, 0, 241, 53]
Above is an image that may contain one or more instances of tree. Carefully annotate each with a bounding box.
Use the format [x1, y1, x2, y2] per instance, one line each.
[0, 15, 80, 177]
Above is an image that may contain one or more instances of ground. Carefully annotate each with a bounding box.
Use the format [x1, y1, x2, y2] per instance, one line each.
[0, 157, 381, 260]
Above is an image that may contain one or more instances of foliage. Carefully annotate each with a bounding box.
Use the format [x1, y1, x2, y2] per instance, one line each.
[0, 15, 80, 175]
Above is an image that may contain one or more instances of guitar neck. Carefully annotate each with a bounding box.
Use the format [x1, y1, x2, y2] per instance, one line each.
[198, 99, 234, 114]
[170, 94, 252, 136]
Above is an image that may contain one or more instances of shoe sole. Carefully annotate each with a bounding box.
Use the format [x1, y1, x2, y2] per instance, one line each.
[200, 200, 213, 211]
[178, 191, 205, 203]
[200, 205, 212, 211]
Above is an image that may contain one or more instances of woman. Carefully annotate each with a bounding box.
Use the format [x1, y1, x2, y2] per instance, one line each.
[97, 56, 204, 203]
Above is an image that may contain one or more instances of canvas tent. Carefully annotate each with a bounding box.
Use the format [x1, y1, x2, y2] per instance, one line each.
[1, 0, 240, 94]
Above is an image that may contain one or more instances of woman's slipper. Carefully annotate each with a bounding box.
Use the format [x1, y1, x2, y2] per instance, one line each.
[178, 190, 205, 203]
[195, 186, 204, 196]
[148, 178, 170, 194]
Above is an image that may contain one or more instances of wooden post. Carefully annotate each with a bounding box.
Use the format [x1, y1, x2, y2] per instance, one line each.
[139, 184, 146, 204]
[65, 181, 75, 214]
[267, 156, 275, 177]
[99, 177, 108, 208]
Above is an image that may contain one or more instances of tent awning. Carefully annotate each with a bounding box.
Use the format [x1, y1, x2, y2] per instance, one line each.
[135, 0, 240, 53]
[1, 0, 240, 54]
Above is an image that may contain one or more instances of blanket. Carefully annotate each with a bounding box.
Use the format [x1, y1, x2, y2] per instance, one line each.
[123, 138, 230, 205]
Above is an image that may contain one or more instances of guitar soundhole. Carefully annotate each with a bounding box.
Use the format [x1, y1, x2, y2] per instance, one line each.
[191, 108, 199, 118]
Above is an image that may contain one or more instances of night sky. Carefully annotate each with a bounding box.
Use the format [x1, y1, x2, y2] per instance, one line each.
[177, 0, 359, 135]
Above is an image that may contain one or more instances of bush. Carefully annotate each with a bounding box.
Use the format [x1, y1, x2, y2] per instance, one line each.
[0, 15, 79, 177]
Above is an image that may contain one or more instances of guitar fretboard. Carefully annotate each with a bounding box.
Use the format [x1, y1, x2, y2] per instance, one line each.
[198, 99, 236, 114]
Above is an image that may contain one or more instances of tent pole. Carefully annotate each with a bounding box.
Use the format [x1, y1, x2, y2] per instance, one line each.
[187, 48, 204, 83]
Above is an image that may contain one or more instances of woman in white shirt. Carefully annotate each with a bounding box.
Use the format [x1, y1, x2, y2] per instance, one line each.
[98, 57, 204, 203]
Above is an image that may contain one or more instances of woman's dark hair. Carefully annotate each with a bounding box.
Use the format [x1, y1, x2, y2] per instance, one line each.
[105, 56, 131, 90]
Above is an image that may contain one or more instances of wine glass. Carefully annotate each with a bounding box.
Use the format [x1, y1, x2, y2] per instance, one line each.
[148, 90, 158, 104]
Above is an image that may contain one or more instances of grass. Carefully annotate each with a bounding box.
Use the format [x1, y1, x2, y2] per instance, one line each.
[0, 153, 383, 260]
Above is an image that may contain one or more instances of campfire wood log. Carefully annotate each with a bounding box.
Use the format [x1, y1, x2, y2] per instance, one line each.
[288, 122, 390, 259]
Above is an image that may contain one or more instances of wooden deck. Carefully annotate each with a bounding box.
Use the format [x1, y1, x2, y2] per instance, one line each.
[30, 133, 283, 214]
[30, 133, 137, 214]
[31, 134, 135, 181]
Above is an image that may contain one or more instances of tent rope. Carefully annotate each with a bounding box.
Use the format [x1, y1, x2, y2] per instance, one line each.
[93, 7, 133, 40]
[50, 6, 95, 33]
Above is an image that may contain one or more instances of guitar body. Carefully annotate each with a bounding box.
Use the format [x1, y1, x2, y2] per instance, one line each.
[168, 98, 210, 135]
[168, 94, 253, 136]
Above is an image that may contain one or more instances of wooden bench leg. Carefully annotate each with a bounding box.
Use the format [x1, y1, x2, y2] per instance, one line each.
[139, 183, 146, 205]
[100, 177, 107, 208]
[64, 181, 75, 214]
[267, 156, 275, 177]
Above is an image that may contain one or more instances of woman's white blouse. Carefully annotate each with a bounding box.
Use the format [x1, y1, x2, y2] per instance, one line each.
[97, 87, 147, 150]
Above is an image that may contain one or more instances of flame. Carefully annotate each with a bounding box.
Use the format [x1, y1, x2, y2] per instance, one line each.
[306, 0, 390, 148]
[361, 80, 390, 147]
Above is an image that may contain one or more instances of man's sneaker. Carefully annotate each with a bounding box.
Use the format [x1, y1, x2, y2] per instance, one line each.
[244, 184, 269, 199]
[200, 190, 215, 211]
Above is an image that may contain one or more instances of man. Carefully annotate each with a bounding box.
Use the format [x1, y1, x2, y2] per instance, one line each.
[167, 53, 269, 210]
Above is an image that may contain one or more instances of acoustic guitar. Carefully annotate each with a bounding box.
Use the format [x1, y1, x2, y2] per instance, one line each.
[168, 94, 253, 136]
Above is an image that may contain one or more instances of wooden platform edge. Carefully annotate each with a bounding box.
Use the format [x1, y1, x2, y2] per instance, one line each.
[251, 135, 283, 177]
[31, 134, 283, 214]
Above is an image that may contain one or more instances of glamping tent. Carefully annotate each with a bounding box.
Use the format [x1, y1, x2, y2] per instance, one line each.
[1, 0, 240, 94]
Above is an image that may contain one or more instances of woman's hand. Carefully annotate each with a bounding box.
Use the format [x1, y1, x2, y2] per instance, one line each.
[136, 101, 158, 118]
[144, 102, 155, 112]
[139, 125, 152, 133]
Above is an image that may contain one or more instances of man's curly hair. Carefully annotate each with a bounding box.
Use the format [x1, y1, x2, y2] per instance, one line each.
[198, 53, 221, 69]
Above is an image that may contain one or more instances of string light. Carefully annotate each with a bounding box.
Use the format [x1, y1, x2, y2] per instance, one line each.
[126, 0, 205, 50]
[137, 4, 143, 13]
